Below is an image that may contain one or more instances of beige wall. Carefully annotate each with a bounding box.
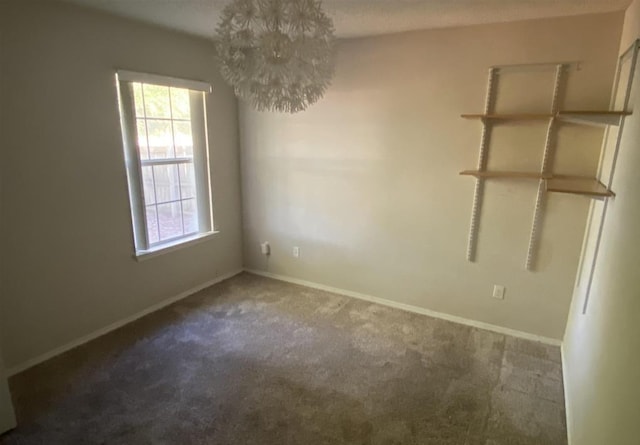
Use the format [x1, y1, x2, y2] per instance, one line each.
[621, 0, 640, 52]
[563, 2, 640, 443]
[240, 13, 623, 341]
[0, 1, 243, 369]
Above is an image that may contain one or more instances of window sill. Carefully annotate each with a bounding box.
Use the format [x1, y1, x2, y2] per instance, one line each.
[134, 231, 219, 261]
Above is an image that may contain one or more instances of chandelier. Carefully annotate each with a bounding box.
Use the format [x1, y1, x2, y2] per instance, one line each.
[215, 0, 335, 113]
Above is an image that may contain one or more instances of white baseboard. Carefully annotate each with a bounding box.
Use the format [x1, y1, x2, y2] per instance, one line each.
[6, 269, 243, 377]
[245, 268, 562, 347]
[561, 344, 573, 444]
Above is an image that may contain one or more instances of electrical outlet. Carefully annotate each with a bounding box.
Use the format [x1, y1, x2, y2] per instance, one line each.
[260, 242, 270, 256]
[292, 246, 300, 258]
[492, 285, 505, 300]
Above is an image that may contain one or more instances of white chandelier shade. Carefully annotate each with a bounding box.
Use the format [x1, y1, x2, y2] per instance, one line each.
[216, 0, 335, 113]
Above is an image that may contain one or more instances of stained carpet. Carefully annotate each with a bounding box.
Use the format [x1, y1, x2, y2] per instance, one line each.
[1, 272, 567, 444]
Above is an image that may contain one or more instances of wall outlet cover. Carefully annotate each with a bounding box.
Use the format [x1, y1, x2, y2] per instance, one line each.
[492, 285, 505, 299]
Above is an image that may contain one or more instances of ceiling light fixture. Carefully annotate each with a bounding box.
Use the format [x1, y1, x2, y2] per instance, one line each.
[215, 0, 335, 113]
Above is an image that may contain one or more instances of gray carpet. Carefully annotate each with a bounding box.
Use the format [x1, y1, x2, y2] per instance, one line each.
[1, 272, 567, 444]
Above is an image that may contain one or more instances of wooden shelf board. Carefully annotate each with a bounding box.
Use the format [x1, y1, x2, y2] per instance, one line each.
[558, 110, 631, 116]
[558, 110, 631, 127]
[460, 171, 614, 198]
[546, 177, 614, 197]
[459, 170, 550, 179]
[461, 110, 631, 125]
[461, 113, 552, 120]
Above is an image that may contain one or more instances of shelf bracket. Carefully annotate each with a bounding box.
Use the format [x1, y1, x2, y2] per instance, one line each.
[466, 68, 497, 262]
[525, 64, 566, 271]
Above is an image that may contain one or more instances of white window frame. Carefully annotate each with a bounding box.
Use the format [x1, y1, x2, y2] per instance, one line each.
[116, 70, 216, 259]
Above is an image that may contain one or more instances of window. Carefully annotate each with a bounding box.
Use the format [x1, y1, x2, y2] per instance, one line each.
[116, 71, 214, 256]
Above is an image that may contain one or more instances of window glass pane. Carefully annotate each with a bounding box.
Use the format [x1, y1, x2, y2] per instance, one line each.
[120, 78, 210, 252]
[136, 119, 149, 160]
[157, 202, 184, 240]
[132, 83, 145, 117]
[182, 198, 198, 234]
[143, 84, 171, 118]
[153, 164, 181, 204]
[170, 88, 191, 119]
[147, 119, 175, 159]
[179, 163, 196, 199]
[173, 121, 193, 157]
[145, 205, 159, 245]
[141, 166, 156, 205]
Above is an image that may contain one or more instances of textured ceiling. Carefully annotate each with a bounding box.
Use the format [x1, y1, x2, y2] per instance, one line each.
[59, 0, 631, 39]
